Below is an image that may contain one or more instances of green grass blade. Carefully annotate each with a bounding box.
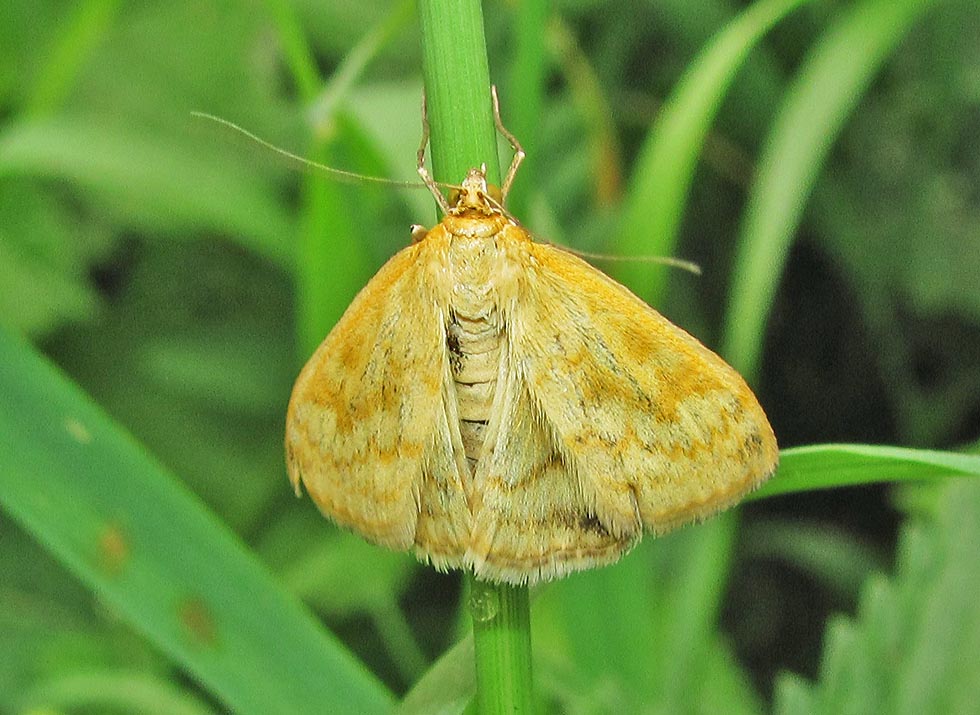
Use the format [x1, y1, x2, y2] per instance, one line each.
[722, 0, 937, 378]
[546, 15, 623, 213]
[308, 0, 415, 132]
[261, 0, 320, 100]
[614, 0, 809, 303]
[752, 444, 980, 500]
[0, 330, 393, 715]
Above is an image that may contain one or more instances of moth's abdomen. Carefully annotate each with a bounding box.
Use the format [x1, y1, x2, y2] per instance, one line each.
[448, 311, 504, 466]
[443, 226, 512, 468]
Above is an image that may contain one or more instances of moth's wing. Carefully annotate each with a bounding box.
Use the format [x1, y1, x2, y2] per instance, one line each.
[285, 236, 471, 570]
[467, 238, 777, 584]
[514, 242, 778, 537]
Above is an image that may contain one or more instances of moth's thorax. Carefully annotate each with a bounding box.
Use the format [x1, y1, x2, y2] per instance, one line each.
[441, 210, 510, 238]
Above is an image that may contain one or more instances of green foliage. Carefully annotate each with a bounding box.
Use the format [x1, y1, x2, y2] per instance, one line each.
[614, 0, 812, 308]
[774, 478, 980, 715]
[723, 0, 937, 379]
[1, 0, 978, 713]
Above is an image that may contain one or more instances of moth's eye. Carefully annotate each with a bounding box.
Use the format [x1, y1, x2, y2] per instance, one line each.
[448, 188, 461, 206]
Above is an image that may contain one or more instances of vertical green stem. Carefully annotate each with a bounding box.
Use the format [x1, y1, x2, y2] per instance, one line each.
[469, 579, 534, 714]
[416, 0, 500, 190]
[416, 1, 534, 712]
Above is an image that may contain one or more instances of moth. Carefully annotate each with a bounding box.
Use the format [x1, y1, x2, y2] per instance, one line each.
[285, 91, 778, 586]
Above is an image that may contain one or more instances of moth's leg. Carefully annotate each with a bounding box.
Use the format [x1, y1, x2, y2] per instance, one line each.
[417, 92, 452, 214]
[491, 85, 526, 202]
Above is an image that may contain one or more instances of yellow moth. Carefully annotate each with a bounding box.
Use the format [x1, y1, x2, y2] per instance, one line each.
[285, 91, 778, 586]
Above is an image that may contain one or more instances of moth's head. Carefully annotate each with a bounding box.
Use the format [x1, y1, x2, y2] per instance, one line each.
[448, 164, 504, 214]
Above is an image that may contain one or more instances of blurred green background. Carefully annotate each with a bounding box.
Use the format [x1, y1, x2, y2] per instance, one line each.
[2, 0, 979, 713]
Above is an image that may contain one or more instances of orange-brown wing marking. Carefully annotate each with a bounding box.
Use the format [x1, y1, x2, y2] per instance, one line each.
[285, 235, 471, 568]
[508, 242, 778, 538]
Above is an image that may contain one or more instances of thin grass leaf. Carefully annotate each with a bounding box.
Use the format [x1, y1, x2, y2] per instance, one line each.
[0, 330, 393, 715]
[613, 0, 810, 304]
[546, 15, 623, 210]
[261, 0, 320, 100]
[752, 444, 980, 500]
[722, 0, 937, 378]
[307, 0, 414, 132]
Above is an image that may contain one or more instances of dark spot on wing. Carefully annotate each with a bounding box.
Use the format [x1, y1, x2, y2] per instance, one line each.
[578, 513, 610, 536]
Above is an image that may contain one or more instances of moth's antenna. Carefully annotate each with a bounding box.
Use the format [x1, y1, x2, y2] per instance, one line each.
[192, 112, 459, 192]
[562, 247, 702, 276]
